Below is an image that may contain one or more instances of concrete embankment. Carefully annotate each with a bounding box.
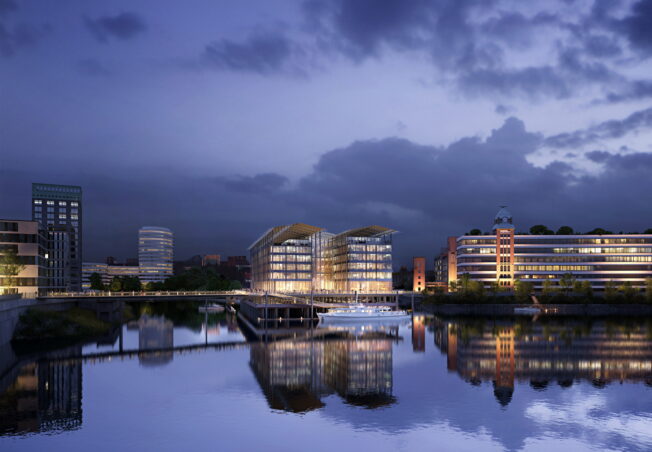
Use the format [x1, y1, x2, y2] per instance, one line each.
[420, 303, 652, 316]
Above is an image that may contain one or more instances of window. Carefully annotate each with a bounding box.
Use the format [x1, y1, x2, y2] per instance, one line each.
[59, 201, 67, 206]
[47, 200, 55, 205]
[33, 199, 42, 204]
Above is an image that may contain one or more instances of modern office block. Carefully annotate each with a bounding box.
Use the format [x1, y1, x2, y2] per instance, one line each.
[0, 219, 48, 296]
[31, 183, 82, 292]
[437, 208, 652, 290]
[249, 223, 395, 293]
[138, 226, 173, 284]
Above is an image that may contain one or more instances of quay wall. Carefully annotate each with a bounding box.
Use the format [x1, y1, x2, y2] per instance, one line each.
[420, 303, 652, 316]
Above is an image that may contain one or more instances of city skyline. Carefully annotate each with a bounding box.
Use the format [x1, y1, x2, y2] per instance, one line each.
[1, 1, 652, 267]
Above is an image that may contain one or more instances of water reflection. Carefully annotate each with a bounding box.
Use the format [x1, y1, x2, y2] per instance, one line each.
[0, 347, 82, 435]
[250, 326, 398, 412]
[129, 314, 174, 366]
[432, 318, 652, 406]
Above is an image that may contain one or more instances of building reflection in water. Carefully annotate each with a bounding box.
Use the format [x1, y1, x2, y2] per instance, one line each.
[250, 330, 396, 412]
[412, 315, 426, 353]
[0, 347, 83, 435]
[137, 314, 174, 367]
[433, 318, 652, 407]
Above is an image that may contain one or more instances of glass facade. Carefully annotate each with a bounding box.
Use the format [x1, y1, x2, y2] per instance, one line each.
[31, 183, 82, 292]
[250, 224, 395, 293]
[138, 226, 173, 284]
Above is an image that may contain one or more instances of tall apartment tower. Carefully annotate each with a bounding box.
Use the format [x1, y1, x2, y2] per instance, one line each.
[412, 257, 426, 292]
[138, 226, 174, 284]
[31, 183, 83, 292]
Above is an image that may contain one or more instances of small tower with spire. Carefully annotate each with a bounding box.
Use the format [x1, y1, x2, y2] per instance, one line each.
[494, 206, 515, 288]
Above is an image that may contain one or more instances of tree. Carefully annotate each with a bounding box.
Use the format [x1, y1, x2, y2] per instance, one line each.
[514, 279, 533, 303]
[559, 273, 576, 295]
[646, 278, 652, 303]
[587, 228, 612, 235]
[530, 225, 553, 235]
[89, 272, 105, 291]
[468, 228, 482, 236]
[542, 279, 555, 296]
[0, 249, 26, 294]
[618, 281, 637, 299]
[645, 229, 652, 234]
[109, 276, 122, 292]
[556, 226, 574, 235]
[604, 281, 618, 301]
[122, 276, 142, 291]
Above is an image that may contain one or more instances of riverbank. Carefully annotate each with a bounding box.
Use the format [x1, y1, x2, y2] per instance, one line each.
[420, 303, 652, 316]
[12, 307, 113, 344]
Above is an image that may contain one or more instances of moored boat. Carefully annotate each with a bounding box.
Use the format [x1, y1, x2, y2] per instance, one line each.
[318, 304, 409, 322]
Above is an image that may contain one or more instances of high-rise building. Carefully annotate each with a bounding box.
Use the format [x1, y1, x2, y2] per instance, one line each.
[436, 207, 652, 290]
[138, 226, 173, 284]
[31, 183, 82, 292]
[250, 223, 395, 293]
[0, 219, 48, 296]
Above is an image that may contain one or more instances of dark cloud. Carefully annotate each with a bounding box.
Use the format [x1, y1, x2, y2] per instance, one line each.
[603, 79, 652, 103]
[0, 0, 17, 16]
[545, 106, 652, 148]
[0, 22, 51, 57]
[201, 31, 297, 74]
[84, 12, 146, 43]
[586, 150, 611, 162]
[3, 116, 652, 265]
[494, 104, 514, 115]
[77, 58, 110, 77]
[458, 66, 570, 99]
[223, 173, 289, 194]
[621, 0, 652, 55]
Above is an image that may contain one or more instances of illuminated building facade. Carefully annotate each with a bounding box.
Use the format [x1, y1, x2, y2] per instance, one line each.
[412, 257, 426, 292]
[31, 183, 83, 292]
[437, 207, 652, 290]
[249, 223, 395, 293]
[0, 220, 48, 296]
[138, 226, 173, 284]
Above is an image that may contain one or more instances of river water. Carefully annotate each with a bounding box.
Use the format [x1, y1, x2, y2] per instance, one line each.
[1, 303, 652, 451]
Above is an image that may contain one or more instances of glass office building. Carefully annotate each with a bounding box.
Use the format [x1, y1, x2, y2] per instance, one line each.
[32, 183, 82, 292]
[250, 223, 395, 293]
[138, 226, 174, 284]
[437, 208, 652, 290]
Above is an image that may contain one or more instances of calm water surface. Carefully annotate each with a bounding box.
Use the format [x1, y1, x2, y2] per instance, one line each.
[2, 303, 652, 452]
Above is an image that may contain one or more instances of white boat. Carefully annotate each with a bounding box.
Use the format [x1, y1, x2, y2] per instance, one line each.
[318, 304, 409, 322]
[198, 304, 225, 313]
[514, 307, 541, 315]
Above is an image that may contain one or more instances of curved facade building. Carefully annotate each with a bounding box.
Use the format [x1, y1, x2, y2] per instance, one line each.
[138, 226, 173, 284]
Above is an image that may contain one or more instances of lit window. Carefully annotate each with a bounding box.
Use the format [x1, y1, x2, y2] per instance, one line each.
[47, 200, 55, 205]
[33, 199, 42, 204]
[59, 201, 67, 206]
[71, 202, 78, 207]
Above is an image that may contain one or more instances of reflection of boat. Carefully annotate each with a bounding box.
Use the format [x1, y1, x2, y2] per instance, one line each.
[318, 305, 409, 322]
[514, 307, 541, 315]
[198, 304, 225, 313]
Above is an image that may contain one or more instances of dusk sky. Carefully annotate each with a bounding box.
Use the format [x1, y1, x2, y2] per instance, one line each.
[1, 0, 652, 266]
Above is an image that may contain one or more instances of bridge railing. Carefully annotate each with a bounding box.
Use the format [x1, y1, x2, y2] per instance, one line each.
[43, 290, 250, 298]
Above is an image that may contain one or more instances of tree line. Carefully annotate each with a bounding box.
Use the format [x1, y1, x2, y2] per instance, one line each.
[467, 226, 652, 235]
[90, 267, 242, 292]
